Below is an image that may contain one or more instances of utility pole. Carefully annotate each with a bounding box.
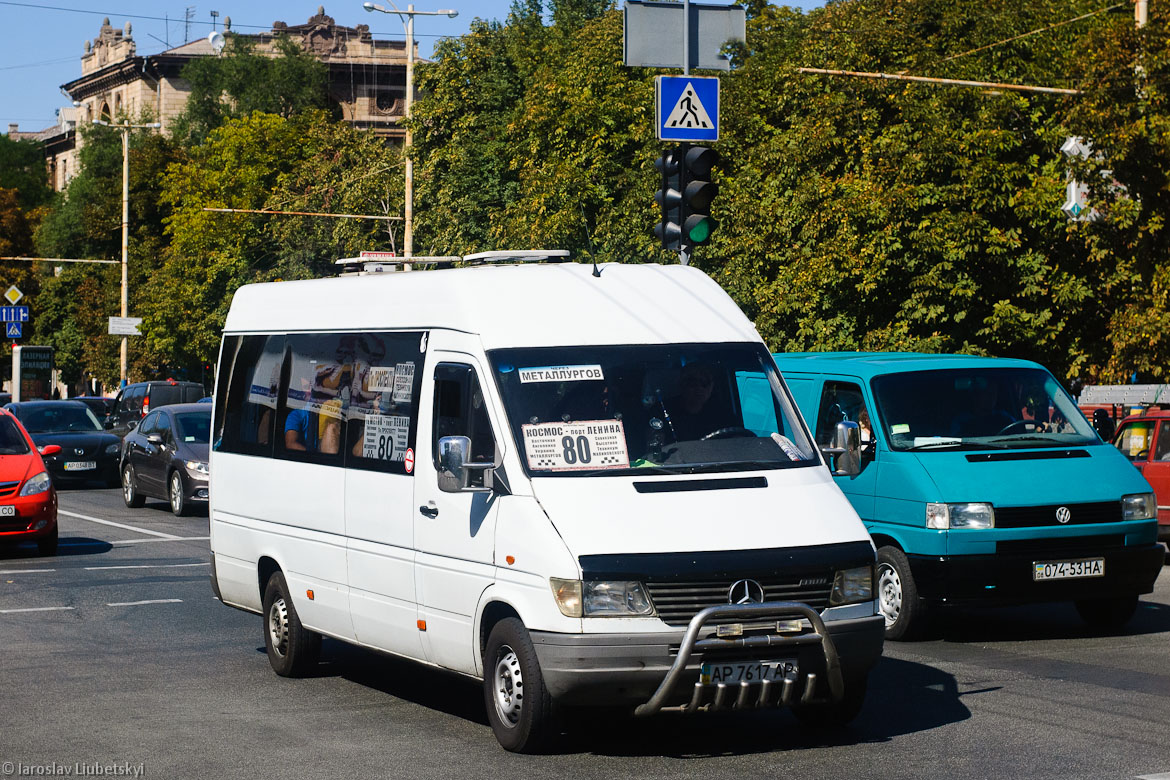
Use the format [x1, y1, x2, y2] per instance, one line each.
[91, 119, 161, 388]
[1136, 0, 1148, 27]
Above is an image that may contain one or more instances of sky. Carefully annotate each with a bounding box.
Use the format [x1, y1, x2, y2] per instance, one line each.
[0, 0, 819, 134]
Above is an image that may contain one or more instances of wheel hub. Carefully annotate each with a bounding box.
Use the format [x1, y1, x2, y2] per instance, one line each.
[492, 645, 524, 726]
[122, 469, 133, 501]
[877, 562, 902, 627]
[268, 597, 289, 658]
[171, 476, 182, 512]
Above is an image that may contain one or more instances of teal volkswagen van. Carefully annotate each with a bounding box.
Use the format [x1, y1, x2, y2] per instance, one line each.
[773, 353, 1161, 639]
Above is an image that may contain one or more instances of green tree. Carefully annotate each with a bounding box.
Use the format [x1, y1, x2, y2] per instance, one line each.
[0, 135, 51, 210]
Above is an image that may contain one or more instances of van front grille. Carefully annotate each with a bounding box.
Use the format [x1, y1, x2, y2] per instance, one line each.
[645, 576, 834, 627]
[995, 501, 1122, 528]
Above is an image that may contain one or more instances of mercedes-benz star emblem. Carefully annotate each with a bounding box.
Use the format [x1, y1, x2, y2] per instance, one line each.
[1055, 506, 1072, 524]
[728, 579, 765, 605]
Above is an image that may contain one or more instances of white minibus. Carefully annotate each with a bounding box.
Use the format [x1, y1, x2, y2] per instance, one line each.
[208, 254, 884, 752]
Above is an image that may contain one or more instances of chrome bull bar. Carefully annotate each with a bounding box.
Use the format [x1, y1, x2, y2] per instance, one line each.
[633, 601, 844, 717]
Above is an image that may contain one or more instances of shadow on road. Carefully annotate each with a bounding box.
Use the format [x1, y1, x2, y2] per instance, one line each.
[295, 642, 968, 757]
[927, 599, 1170, 643]
[0, 536, 113, 558]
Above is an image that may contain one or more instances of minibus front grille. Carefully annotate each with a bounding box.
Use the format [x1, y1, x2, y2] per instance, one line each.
[995, 501, 1122, 528]
[646, 578, 833, 627]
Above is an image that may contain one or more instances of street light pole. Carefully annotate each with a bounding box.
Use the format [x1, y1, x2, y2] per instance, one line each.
[363, 1, 458, 260]
[91, 119, 160, 388]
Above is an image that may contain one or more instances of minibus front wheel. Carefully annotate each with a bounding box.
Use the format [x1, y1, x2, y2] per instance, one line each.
[262, 571, 321, 677]
[876, 546, 925, 641]
[483, 617, 554, 753]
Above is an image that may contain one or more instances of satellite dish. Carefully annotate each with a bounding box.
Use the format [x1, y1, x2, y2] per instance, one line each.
[208, 31, 226, 54]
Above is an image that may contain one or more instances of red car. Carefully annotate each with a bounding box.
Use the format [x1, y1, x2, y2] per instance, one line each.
[1113, 409, 1170, 542]
[0, 409, 59, 556]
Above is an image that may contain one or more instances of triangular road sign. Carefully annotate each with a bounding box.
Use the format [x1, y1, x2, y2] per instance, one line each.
[664, 82, 715, 130]
[6, 322, 21, 339]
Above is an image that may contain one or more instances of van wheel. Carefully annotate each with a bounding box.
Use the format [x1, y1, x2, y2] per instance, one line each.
[483, 617, 554, 753]
[122, 464, 144, 508]
[793, 675, 868, 728]
[169, 471, 189, 517]
[877, 546, 925, 641]
[262, 572, 321, 677]
[1075, 594, 1139, 632]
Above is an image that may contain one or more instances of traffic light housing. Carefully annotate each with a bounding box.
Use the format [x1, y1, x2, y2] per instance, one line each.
[654, 144, 718, 251]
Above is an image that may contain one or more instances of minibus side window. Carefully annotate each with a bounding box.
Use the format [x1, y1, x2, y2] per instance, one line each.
[433, 363, 497, 488]
[276, 334, 351, 467]
[344, 331, 426, 475]
[215, 334, 284, 457]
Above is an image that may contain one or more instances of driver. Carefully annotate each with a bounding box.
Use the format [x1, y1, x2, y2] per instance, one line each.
[666, 363, 728, 442]
[950, 378, 1014, 437]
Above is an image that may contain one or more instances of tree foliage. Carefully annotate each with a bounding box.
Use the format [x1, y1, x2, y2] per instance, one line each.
[0, 135, 51, 210]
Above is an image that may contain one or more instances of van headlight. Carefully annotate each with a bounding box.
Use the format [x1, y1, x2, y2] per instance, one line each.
[19, 472, 51, 496]
[829, 565, 874, 606]
[926, 502, 995, 530]
[1122, 493, 1157, 521]
[550, 578, 655, 618]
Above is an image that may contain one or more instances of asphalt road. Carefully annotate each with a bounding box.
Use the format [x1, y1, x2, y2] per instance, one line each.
[3, 487, 1170, 779]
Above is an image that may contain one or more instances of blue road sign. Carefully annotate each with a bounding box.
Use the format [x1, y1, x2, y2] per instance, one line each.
[6, 322, 22, 339]
[0, 306, 29, 322]
[656, 76, 719, 142]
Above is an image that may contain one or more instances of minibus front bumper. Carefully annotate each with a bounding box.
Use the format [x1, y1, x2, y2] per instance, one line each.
[530, 602, 884, 711]
[906, 541, 1164, 606]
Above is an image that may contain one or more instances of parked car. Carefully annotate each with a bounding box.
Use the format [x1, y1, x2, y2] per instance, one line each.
[0, 408, 58, 555]
[6, 401, 122, 487]
[73, 396, 116, 424]
[120, 403, 210, 516]
[1112, 409, 1170, 541]
[105, 380, 205, 438]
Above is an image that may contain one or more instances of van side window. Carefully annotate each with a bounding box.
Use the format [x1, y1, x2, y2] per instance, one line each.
[1157, 422, 1170, 462]
[345, 331, 426, 474]
[214, 334, 285, 457]
[123, 385, 145, 416]
[433, 363, 497, 488]
[816, 381, 872, 448]
[277, 334, 352, 465]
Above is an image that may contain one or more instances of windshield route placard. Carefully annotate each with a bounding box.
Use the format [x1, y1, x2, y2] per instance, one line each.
[518, 365, 604, 384]
[522, 419, 629, 471]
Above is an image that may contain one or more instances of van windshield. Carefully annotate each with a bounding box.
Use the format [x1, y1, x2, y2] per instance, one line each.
[489, 343, 819, 476]
[871, 367, 1099, 452]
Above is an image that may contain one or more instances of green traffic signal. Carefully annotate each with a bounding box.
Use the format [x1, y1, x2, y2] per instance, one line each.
[681, 145, 718, 246]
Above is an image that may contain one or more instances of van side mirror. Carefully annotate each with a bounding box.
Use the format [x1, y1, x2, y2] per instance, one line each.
[437, 435, 494, 493]
[819, 420, 861, 477]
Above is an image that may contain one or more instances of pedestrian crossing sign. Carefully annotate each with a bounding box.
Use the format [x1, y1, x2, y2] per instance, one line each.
[656, 75, 719, 142]
[6, 322, 21, 339]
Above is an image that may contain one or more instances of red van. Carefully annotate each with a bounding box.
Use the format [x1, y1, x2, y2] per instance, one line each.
[0, 408, 60, 556]
[1113, 410, 1170, 542]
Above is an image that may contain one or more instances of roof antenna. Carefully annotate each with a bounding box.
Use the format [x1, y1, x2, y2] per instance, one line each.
[581, 203, 601, 277]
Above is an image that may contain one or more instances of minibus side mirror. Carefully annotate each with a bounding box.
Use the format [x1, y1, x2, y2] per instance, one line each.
[438, 435, 494, 493]
[819, 420, 861, 477]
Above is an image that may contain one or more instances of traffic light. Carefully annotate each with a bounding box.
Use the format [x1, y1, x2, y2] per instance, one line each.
[681, 145, 718, 246]
[654, 148, 683, 251]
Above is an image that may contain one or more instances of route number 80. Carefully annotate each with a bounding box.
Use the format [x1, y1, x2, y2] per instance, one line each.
[561, 435, 592, 465]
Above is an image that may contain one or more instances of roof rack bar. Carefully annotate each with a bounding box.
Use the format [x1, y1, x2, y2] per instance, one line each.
[463, 250, 571, 264]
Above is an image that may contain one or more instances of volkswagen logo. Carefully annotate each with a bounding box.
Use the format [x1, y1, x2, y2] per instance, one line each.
[728, 579, 765, 605]
[1055, 506, 1072, 524]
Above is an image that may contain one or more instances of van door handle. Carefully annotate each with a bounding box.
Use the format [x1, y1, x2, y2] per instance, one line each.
[419, 505, 439, 518]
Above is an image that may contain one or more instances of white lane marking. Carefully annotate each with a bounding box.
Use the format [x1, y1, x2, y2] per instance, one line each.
[114, 536, 209, 545]
[0, 568, 56, 574]
[0, 606, 74, 614]
[106, 599, 183, 607]
[1137, 774, 1170, 779]
[84, 562, 208, 571]
[58, 510, 180, 540]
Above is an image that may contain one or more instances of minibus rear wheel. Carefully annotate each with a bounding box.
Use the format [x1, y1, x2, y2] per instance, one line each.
[1075, 594, 1139, 632]
[483, 617, 554, 753]
[262, 572, 321, 677]
[876, 546, 925, 641]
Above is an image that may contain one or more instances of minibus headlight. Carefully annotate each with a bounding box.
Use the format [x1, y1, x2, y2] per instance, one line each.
[19, 472, 51, 497]
[1122, 493, 1157, 521]
[549, 578, 656, 618]
[926, 502, 995, 530]
[829, 565, 874, 606]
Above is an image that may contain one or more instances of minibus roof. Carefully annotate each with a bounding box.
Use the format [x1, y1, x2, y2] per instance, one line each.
[223, 262, 759, 349]
[773, 352, 1044, 379]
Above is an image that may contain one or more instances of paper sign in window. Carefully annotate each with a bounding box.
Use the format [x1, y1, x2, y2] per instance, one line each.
[522, 419, 629, 471]
[363, 414, 410, 461]
[518, 365, 604, 384]
[366, 366, 396, 393]
[393, 362, 415, 404]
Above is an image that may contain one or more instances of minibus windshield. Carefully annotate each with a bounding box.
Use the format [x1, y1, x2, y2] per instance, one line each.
[871, 367, 1099, 452]
[489, 343, 819, 476]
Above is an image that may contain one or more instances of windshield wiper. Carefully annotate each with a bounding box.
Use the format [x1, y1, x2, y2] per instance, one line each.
[906, 440, 965, 451]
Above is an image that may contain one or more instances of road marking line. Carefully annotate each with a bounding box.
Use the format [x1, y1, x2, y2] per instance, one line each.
[106, 599, 183, 607]
[1137, 774, 1170, 779]
[0, 568, 56, 574]
[84, 562, 208, 571]
[0, 606, 74, 614]
[114, 536, 210, 545]
[58, 510, 180, 540]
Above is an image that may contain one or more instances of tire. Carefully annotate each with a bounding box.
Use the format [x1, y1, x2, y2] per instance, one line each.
[36, 525, 58, 557]
[483, 617, 555, 753]
[121, 463, 144, 508]
[1075, 594, 1139, 632]
[793, 675, 868, 729]
[262, 571, 321, 677]
[169, 471, 189, 517]
[876, 546, 926, 641]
